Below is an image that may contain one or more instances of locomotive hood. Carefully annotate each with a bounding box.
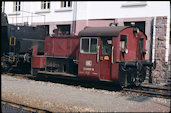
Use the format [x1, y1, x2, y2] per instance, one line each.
[78, 26, 130, 37]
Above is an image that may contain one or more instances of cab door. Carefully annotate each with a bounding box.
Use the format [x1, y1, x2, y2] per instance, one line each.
[78, 37, 100, 78]
[99, 37, 113, 80]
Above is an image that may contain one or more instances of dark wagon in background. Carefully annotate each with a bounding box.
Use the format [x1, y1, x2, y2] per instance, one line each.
[1, 12, 48, 73]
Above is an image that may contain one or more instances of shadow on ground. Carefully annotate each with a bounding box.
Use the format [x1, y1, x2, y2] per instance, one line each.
[127, 95, 150, 102]
[27, 73, 122, 92]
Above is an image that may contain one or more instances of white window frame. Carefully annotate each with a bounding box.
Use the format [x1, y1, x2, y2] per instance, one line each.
[13, 1, 21, 12]
[120, 35, 128, 52]
[41, 1, 50, 9]
[80, 37, 98, 54]
[61, 1, 72, 8]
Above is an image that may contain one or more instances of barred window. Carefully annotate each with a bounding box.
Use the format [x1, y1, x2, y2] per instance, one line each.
[61, 1, 72, 8]
[13, 1, 21, 12]
[41, 1, 50, 9]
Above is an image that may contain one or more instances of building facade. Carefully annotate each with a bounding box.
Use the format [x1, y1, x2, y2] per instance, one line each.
[1, 1, 170, 85]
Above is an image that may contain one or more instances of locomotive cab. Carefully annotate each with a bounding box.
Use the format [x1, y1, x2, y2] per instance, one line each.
[78, 36, 113, 81]
[78, 26, 152, 87]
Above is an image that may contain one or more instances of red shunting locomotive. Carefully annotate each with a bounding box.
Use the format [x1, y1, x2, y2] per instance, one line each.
[31, 26, 153, 87]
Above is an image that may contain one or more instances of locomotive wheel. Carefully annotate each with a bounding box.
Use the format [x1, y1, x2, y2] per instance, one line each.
[133, 74, 144, 87]
[134, 61, 145, 86]
[134, 78, 141, 87]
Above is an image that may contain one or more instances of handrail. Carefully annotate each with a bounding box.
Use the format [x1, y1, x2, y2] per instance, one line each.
[111, 46, 114, 63]
[97, 46, 100, 63]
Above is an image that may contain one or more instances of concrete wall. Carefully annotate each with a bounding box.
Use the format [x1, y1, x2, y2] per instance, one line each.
[4, 2, 170, 24]
[86, 1, 169, 19]
[5, 1, 74, 24]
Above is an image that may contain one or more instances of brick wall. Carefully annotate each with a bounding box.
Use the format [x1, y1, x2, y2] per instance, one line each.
[168, 44, 171, 85]
[152, 16, 168, 85]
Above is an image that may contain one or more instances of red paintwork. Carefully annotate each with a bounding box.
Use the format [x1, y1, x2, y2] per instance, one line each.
[99, 38, 111, 80]
[32, 56, 45, 68]
[78, 27, 147, 81]
[111, 38, 119, 81]
[78, 37, 112, 81]
[31, 27, 147, 83]
[44, 36, 79, 59]
[78, 53, 99, 78]
[116, 28, 146, 62]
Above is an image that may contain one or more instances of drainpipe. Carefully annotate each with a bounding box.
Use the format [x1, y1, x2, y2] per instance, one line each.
[152, 17, 156, 63]
[16, 10, 17, 26]
[72, 1, 77, 35]
[165, 15, 170, 84]
[149, 17, 156, 83]
[3, 2, 5, 13]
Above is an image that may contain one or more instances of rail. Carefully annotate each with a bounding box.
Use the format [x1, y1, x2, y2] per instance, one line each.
[123, 85, 171, 99]
[2, 99, 52, 113]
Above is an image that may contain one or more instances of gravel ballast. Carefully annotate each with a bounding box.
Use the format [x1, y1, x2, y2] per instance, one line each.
[1, 74, 170, 112]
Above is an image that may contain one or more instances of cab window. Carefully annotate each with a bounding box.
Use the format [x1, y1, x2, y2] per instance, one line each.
[81, 38, 89, 53]
[120, 35, 127, 52]
[102, 37, 112, 55]
[138, 38, 144, 52]
[80, 37, 98, 54]
[90, 38, 97, 53]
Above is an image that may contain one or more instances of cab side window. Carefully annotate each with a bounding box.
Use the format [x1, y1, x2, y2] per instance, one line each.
[80, 37, 98, 54]
[81, 38, 89, 53]
[138, 38, 144, 53]
[120, 35, 127, 53]
[90, 38, 97, 53]
[102, 37, 112, 55]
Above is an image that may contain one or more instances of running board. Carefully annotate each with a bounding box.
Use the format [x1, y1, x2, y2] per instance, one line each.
[38, 71, 77, 78]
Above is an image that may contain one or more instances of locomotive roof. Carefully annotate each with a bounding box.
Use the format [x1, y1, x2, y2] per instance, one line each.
[78, 26, 131, 37]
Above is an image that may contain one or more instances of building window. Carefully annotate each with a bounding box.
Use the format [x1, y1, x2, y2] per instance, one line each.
[41, 1, 50, 9]
[124, 21, 146, 33]
[13, 1, 21, 12]
[1, 1, 5, 12]
[57, 24, 71, 35]
[61, 1, 72, 8]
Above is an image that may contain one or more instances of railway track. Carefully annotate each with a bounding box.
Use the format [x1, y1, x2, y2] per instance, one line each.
[123, 85, 171, 99]
[2, 99, 52, 113]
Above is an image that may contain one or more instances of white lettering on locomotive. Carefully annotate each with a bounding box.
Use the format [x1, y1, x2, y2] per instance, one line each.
[85, 60, 92, 67]
[83, 67, 94, 71]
